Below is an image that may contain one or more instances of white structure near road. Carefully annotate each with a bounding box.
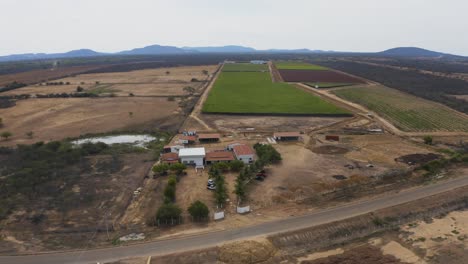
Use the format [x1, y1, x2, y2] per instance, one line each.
[178, 147, 206, 167]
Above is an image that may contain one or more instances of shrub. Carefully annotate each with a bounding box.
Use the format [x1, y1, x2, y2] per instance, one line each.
[229, 160, 245, 172]
[188, 200, 209, 221]
[152, 163, 169, 176]
[423, 135, 433, 145]
[214, 162, 229, 172]
[156, 203, 182, 222]
[170, 162, 187, 175]
[1, 131, 12, 140]
[254, 143, 282, 165]
[163, 184, 176, 203]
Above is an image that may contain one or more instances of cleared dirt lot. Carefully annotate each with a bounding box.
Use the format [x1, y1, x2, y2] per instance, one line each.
[58, 66, 217, 84]
[202, 114, 348, 132]
[2, 83, 93, 95]
[2, 65, 217, 97]
[454, 94, 468, 102]
[0, 97, 181, 145]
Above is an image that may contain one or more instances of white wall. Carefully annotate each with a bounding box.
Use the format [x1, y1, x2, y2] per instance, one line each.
[180, 155, 204, 166]
[236, 154, 254, 164]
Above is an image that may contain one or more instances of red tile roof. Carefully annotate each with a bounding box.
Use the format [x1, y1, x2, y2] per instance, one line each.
[273, 132, 301, 138]
[206, 151, 235, 161]
[233, 144, 255, 156]
[198, 133, 221, 140]
[161, 152, 179, 163]
[179, 135, 197, 141]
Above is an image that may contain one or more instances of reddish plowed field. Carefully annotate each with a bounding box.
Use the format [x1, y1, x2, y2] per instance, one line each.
[279, 69, 366, 83]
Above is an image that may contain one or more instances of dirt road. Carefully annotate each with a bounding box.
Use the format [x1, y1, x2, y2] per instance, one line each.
[181, 64, 223, 131]
[2, 175, 468, 264]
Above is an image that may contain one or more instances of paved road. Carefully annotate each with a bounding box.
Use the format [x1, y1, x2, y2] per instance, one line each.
[2, 175, 468, 264]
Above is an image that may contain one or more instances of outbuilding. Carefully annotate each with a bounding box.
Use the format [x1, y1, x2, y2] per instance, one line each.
[160, 152, 179, 164]
[233, 144, 255, 164]
[273, 132, 301, 141]
[227, 141, 246, 151]
[163, 145, 185, 153]
[178, 135, 197, 145]
[179, 147, 206, 167]
[205, 151, 235, 164]
[198, 133, 221, 143]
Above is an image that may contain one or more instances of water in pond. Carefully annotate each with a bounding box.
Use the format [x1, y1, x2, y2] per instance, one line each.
[72, 135, 156, 147]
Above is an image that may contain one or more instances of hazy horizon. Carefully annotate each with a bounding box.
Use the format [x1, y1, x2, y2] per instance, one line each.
[1, 0, 467, 56]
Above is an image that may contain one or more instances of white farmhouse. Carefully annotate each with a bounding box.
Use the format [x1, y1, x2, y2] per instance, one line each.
[232, 144, 255, 164]
[178, 147, 206, 167]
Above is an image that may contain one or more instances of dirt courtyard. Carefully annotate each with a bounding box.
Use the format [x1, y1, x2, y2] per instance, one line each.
[0, 97, 181, 145]
[202, 114, 348, 132]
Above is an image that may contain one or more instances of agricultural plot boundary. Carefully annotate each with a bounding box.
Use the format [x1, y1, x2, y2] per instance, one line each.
[202, 71, 351, 116]
[333, 86, 468, 132]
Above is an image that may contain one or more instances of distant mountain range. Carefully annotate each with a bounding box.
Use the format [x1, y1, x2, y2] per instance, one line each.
[0, 45, 461, 62]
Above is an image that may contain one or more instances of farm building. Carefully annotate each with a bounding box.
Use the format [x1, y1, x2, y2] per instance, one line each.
[178, 135, 197, 145]
[226, 142, 247, 151]
[160, 152, 179, 164]
[233, 144, 255, 164]
[325, 135, 340, 142]
[179, 148, 206, 167]
[273, 132, 301, 141]
[198, 133, 221, 143]
[163, 145, 185, 153]
[205, 150, 235, 164]
[250, 60, 267, 64]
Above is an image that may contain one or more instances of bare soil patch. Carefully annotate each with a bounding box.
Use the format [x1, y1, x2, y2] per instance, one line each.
[0, 97, 181, 145]
[395, 153, 442, 165]
[301, 245, 405, 264]
[344, 134, 433, 166]
[58, 66, 217, 85]
[2, 84, 93, 95]
[202, 114, 348, 132]
[312, 145, 350, 155]
[279, 69, 366, 83]
[454, 95, 468, 102]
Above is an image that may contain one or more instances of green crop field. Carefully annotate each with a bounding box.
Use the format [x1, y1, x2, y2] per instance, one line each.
[222, 63, 268, 72]
[305, 82, 355, 88]
[203, 71, 349, 115]
[333, 86, 468, 132]
[275, 61, 328, 70]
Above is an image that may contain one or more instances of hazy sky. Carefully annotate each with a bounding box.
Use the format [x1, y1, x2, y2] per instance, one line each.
[1, 0, 468, 56]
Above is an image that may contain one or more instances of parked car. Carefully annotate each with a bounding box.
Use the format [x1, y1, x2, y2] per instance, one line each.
[207, 185, 216, 190]
[255, 176, 265, 181]
[208, 179, 215, 185]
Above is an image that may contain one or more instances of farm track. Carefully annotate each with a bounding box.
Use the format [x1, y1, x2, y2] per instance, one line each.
[181, 64, 223, 131]
[269, 61, 283, 83]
